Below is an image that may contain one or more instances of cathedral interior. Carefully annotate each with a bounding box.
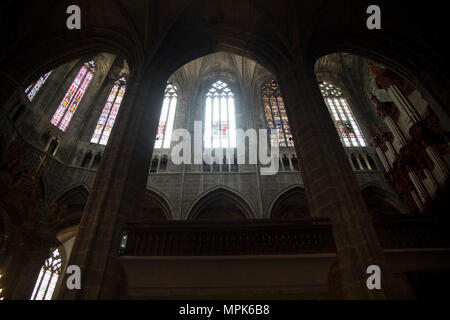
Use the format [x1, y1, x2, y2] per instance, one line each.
[0, 0, 449, 300]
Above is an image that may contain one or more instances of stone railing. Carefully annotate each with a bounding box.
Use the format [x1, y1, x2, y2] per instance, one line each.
[118, 219, 336, 256]
[374, 216, 450, 249]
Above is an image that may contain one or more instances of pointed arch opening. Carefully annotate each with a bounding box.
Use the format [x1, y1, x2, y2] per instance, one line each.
[361, 184, 409, 217]
[269, 186, 310, 219]
[51, 185, 89, 232]
[138, 189, 173, 221]
[187, 187, 254, 221]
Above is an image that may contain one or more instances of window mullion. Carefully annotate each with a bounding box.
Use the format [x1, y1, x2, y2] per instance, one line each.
[99, 83, 121, 142]
[276, 97, 288, 146]
[42, 272, 54, 300]
[226, 96, 230, 152]
[56, 68, 87, 128]
[160, 97, 170, 146]
[328, 98, 348, 146]
[31, 268, 45, 300]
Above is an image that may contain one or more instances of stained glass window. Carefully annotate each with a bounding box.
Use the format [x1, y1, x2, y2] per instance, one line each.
[51, 61, 95, 132]
[204, 80, 236, 148]
[319, 82, 367, 147]
[155, 83, 178, 149]
[25, 71, 52, 101]
[30, 248, 62, 300]
[91, 77, 127, 145]
[262, 80, 294, 147]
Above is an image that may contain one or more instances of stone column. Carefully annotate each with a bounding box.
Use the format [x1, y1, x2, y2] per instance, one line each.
[278, 63, 400, 299]
[361, 154, 373, 171]
[355, 154, 365, 170]
[58, 68, 167, 299]
[348, 155, 357, 171]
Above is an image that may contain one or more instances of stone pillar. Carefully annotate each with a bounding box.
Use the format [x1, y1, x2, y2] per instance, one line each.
[361, 154, 373, 171]
[348, 155, 357, 171]
[58, 68, 167, 299]
[278, 63, 400, 299]
[355, 154, 365, 170]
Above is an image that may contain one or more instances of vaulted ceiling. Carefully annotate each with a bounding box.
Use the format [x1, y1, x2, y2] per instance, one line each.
[1, 0, 449, 115]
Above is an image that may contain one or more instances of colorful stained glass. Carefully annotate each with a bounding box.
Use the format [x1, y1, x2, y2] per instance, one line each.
[25, 71, 52, 101]
[51, 61, 95, 132]
[154, 83, 178, 149]
[319, 82, 367, 147]
[261, 80, 294, 147]
[204, 81, 236, 148]
[91, 78, 127, 145]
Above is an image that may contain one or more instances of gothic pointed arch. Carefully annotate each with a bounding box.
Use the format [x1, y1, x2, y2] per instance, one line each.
[50, 184, 89, 232]
[187, 186, 255, 221]
[268, 185, 310, 219]
[360, 183, 409, 217]
[139, 188, 173, 221]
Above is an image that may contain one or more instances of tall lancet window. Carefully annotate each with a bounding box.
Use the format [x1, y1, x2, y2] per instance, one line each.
[30, 248, 62, 300]
[91, 77, 127, 145]
[154, 83, 178, 149]
[319, 82, 367, 147]
[51, 61, 95, 132]
[204, 80, 236, 148]
[25, 71, 52, 101]
[262, 80, 294, 147]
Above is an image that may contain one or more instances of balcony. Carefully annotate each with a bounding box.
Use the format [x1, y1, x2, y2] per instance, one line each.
[117, 216, 450, 299]
[374, 216, 450, 250]
[118, 218, 336, 256]
[118, 216, 450, 256]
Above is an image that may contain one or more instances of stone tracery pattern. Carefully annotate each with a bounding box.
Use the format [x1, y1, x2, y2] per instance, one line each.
[51, 61, 95, 132]
[30, 249, 62, 300]
[205, 80, 236, 149]
[319, 82, 367, 147]
[91, 77, 127, 145]
[25, 71, 52, 101]
[262, 80, 294, 147]
[155, 83, 178, 149]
